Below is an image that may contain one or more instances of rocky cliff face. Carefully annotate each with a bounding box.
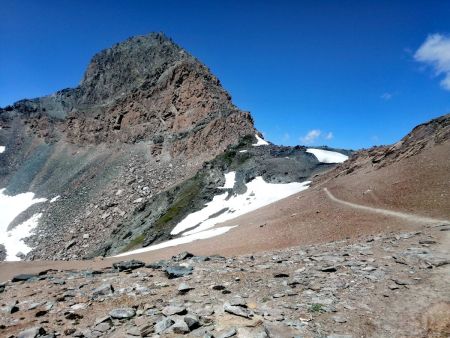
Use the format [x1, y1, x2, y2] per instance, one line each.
[0, 33, 255, 159]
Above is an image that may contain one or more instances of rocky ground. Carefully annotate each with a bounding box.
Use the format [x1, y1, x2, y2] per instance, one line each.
[1, 222, 448, 338]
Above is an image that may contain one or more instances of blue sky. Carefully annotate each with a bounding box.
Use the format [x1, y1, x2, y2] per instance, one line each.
[1, 1, 449, 149]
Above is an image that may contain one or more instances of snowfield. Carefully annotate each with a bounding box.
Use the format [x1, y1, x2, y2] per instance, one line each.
[117, 173, 310, 257]
[114, 225, 237, 257]
[171, 174, 311, 236]
[253, 134, 269, 146]
[0, 189, 47, 261]
[306, 148, 348, 163]
[0, 146, 5, 153]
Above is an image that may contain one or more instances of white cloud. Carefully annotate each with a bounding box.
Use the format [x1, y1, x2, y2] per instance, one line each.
[325, 132, 333, 140]
[414, 33, 450, 91]
[300, 129, 321, 144]
[381, 92, 393, 100]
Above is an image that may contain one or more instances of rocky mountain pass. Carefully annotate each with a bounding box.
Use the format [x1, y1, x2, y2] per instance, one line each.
[0, 32, 449, 338]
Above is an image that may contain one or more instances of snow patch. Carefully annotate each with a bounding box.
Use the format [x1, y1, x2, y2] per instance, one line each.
[239, 150, 248, 153]
[50, 195, 60, 203]
[114, 225, 237, 257]
[219, 172, 236, 189]
[3, 213, 43, 261]
[0, 146, 5, 154]
[171, 177, 310, 236]
[253, 134, 269, 146]
[0, 189, 47, 261]
[306, 148, 348, 163]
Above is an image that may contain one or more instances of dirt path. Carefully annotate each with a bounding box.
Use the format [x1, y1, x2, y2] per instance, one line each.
[324, 187, 449, 225]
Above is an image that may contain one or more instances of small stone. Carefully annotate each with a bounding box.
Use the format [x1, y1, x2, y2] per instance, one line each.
[65, 240, 76, 250]
[146, 260, 170, 269]
[217, 327, 237, 338]
[94, 321, 111, 333]
[94, 316, 111, 325]
[362, 266, 377, 272]
[92, 283, 114, 297]
[83, 234, 90, 239]
[35, 310, 48, 317]
[17, 326, 46, 338]
[419, 239, 437, 245]
[11, 274, 38, 282]
[154, 317, 174, 334]
[321, 266, 338, 272]
[274, 273, 289, 278]
[178, 282, 194, 293]
[392, 278, 412, 286]
[140, 323, 154, 336]
[113, 259, 145, 272]
[172, 251, 194, 261]
[126, 326, 141, 336]
[162, 305, 187, 316]
[184, 314, 200, 330]
[165, 265, 193, 279]
[65, 311, 83, 320]
[6, 303, 19, 314]
[229, 296, 247, 307]
[52, 278, 65, 285]
[333, 316, 347, 323]
[109, 308, 136, 319]
[223, 302, 252, 318]
[172, 319, 190, 334]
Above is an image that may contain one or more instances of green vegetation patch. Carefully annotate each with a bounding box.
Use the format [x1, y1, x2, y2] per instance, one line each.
[309, 303, 324, 313]
[122, 234, 146, 252]
[153, 172, 205, 231]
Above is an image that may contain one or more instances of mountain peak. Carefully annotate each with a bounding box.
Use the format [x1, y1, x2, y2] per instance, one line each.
[79, 32, 192, 104]
[1, 32, 256, 158]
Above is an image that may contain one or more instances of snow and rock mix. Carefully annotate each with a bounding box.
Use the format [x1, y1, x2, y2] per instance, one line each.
[171, 174, 310, 236]
[252, 134, 269, 146]
[0, 189, 47, 261]
[306, 148, 348, 163]
[114, 226, 237, 257]
[117, 172, 310, 257]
